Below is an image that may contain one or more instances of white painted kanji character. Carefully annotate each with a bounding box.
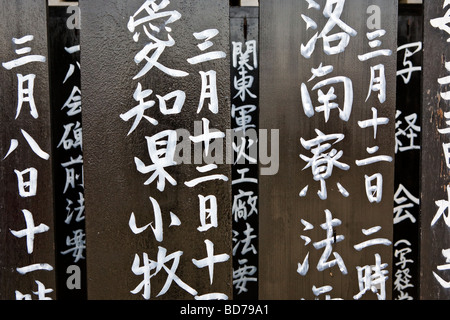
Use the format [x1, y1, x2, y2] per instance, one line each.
[313, 209, 347, 274]
[363, 173, 383, 203]
[15, 281, 53, 300]
[358, 29, 392, 62]
[430, 0, 450, 42]
[61, 155, 84, 194]
[64, 192, 85, 224]
[354, 254, 389, 300]
[57, 121, 82, 150]
[437, 62, 450, 101]
[231, 104, 257, 133]
[395, 111, 421, 153]
[197, 70, 219, 114]
[128, 196, 171, 242]
[357, 107, 389, 140]
[233, 222, 257, 256]
[232, 189, 258, 222]
[233, 259, 257, 295]
[120, 83, 157, 135]
[2, 35, 46, 119]
[128, 0, 187, 78]
[356, 146, 392, 167]
[16, 263, 53, 276]
[433, 248, 450, 288]
[3, 129, 50, 161]
[366, 64, 387, 103]
[14, 167, 38, 198]
[231, 168, 257, 185]
[301, 64, 353, 122]
[185, 119, 228, 187]
[61, 86, 82, 116]
[2, 35, 46, 70]
[432, 185, 450, 227]
[15, 74, 39, 119]
[232, 40, 257, 101]
[198, 195, 218, 232]
[397, 42, 422, 84]
[353, 226, 392, 252]
[61, 229, 86, 263]
[156, 90, 185, 115]
[393, 184, 419, 224]
[311, 285, 342, 300]
[233, 136, 257, 165]
[63, 45, 81, 84]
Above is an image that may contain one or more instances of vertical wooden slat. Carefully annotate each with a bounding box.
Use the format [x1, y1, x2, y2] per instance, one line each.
[259, 0, 397, 300]
[0, 0, 56, 299]
[48, 5, 86, 300]
[80, 0, 232, 300]
[230, 6, 259, 300]
[393, 3, 423, 300]
[421, 0, 450, 300]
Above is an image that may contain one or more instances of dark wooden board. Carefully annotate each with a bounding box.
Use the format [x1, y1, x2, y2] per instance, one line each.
[420, 0, 450, 300]
[259, 0, 397, 300]
[80, 0, 232, 300]
[0, 0, 56, 300]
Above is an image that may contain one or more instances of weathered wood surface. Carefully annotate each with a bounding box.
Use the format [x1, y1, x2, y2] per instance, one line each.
[259, 0, 397, 300]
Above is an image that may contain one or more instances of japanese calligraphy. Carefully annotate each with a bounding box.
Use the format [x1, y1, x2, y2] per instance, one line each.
[231, 28, 259, 298]
[295, 0, 395, 300]
[125, 0, 230, 299]
[1, 27, 54, 298]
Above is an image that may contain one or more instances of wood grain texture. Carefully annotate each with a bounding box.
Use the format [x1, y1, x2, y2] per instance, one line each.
[259, 0, 397, 300]
[80, 0, 232, 300]
[0, 0, 56, 300]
